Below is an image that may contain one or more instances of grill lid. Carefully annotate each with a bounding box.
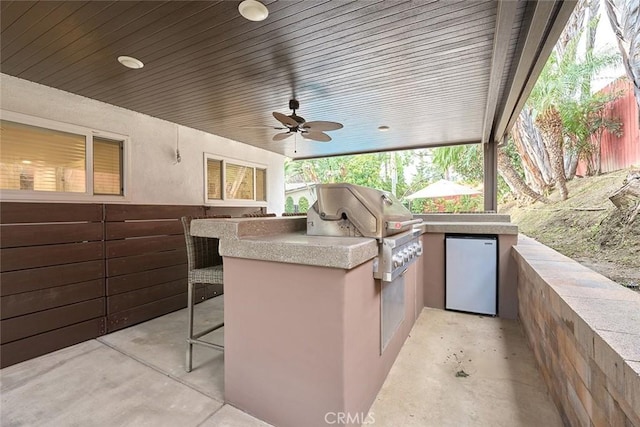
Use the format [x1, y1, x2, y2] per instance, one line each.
[307, 183, 418, 238]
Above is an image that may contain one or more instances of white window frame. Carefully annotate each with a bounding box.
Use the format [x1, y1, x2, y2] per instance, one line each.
[203, 153, 267, 206]
[0, 110, 130, 202]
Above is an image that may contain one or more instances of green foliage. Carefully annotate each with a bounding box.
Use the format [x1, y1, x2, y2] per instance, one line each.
[561, 91, 623, 172]
[408, 198, 426, 214]
[431, 144, 483, 183]
[285, 196, 294, 213]
[286, 152, 412, 197]
[298, 196, 309, 213]
[413, 195, 482, 213]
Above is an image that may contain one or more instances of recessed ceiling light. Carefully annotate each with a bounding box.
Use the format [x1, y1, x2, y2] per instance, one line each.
[238, 0, 269, 21]
[21, 160, 32, 164]
[118, 56, 144, 69]
[378, 126, 390, 132]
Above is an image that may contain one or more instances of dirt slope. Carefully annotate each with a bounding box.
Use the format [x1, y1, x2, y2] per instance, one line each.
[500, 168, 639, 287]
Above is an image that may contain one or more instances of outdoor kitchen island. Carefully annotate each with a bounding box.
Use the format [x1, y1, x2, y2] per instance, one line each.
[190, 213, 518, 427]
[190, 215, 408, 427]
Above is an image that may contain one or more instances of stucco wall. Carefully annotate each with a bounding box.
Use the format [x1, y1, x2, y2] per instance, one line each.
[0, 74, 285, 212]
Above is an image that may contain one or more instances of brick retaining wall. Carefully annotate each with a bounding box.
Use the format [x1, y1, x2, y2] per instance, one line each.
[513, 235, 639, 426]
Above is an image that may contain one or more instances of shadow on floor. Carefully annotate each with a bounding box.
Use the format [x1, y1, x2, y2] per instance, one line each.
[1, 302, 560, 426]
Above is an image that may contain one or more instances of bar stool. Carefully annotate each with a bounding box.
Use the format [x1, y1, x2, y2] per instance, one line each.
[181, 216, 224, 373]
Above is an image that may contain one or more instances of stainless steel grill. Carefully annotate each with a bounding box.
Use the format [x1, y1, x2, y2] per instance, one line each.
[307, 183, 422, 281]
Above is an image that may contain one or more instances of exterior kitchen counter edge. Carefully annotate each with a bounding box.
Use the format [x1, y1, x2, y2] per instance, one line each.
[416, 221, 518, 235]
[190, 217, 378, 269]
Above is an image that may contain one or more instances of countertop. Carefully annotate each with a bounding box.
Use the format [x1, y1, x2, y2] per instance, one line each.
[190, 216, 518, 269]
[190, 217, 378, 269]
[416, 221, 518, 235]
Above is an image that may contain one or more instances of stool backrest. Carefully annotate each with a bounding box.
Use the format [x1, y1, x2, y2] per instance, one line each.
[181, 216, 222, 270]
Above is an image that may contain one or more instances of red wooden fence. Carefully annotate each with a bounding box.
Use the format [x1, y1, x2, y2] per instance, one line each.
[578, 78, 640, 175]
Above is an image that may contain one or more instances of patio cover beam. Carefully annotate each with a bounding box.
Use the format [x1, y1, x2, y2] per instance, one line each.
[481, 0, 519, 145]
[484, 140, 498, 212]
[493, 0, 577, 142]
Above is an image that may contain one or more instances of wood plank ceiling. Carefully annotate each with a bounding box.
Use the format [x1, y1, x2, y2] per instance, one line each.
[1, 1, 574, 159]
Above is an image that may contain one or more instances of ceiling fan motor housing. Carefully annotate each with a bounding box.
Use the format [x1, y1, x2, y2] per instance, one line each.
[289, 99, 300, 110]
[289, 113, 305, 124]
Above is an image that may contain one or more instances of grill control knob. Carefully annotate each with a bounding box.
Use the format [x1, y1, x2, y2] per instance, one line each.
[416, 242, 423, 256]
[393, 255, 403, 268]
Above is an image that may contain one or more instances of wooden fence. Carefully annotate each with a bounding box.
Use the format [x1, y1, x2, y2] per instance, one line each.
[0, 202, 256, 368]
[577, 78, 640, 175]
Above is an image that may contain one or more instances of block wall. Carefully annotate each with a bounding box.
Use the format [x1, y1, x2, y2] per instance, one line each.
[514, 236, 639, 426]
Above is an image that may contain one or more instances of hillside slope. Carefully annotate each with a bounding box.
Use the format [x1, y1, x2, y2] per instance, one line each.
[500, 168, 639, 287]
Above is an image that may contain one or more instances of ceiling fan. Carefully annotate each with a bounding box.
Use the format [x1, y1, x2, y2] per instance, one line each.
[271, 99, 343, 142]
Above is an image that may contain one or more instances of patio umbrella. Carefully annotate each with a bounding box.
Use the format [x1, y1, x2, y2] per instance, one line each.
[405, 179, 481, 200]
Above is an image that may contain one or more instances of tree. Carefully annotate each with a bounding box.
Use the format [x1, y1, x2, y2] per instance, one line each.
[561, 92, 623, 175]
[527, 1, 620, 199]
[497, 145, 548, 203]
[285, 152, 412, 197]
[298, 196, 310, 213]
[511, 109, 553, 193]
[605, 0, 640, 111]
[431, 144, 483, 183]
[285, 196, 294, 213]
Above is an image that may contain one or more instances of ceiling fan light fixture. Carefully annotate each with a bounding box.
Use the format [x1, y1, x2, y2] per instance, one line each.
[117, 56, 144, 69]
[238, 0, 269, 21]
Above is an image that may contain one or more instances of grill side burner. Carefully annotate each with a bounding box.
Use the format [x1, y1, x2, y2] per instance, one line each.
[307, 183, 422, 281]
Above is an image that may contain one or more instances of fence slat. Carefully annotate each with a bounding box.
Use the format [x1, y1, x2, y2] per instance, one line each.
[1, 299, 105, 343]
[107, 279, 185, 314]
[105, 204, 204, 221]
[105, 220, 182, 240]
[0, 222, 103, 248]
[107, 250, 187, 276]
[1, 241, 104, 272]
[107, 293, 186, 333]
[0, 318, 105, 368]
[0, 261, 104, 296]
[1, 279, 104, 319]
[106, 235, 185, 258]
[0, 203, 102, 224]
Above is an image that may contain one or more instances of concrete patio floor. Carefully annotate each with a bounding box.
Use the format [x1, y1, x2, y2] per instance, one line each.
[1, 298, 561, 426]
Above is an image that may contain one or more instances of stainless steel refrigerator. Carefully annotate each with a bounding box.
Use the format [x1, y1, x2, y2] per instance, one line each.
[445, 235, 497, 315]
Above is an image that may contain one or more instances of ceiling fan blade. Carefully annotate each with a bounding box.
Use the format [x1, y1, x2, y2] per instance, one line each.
[302, 131, 331, 142]
[242, 125, 288, 130]
[301, 121, 343, 131]
[273, 132, 293, 141]
[273, 112, 298, 128]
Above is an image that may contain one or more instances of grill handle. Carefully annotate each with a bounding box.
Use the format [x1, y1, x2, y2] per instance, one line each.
[385, 218, 422, 231]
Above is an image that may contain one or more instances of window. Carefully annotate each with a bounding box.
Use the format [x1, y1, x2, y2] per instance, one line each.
[207, 159, 222, 200]
[256, 168, 266, 202]
[0, 116, 125, 198]
[226, 163, 254, 200]
[93, 137, 123, 195]
[204, 155, 267, 204]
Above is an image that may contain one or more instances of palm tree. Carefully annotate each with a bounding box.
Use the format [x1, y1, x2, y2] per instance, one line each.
[527, 6, 619, 200]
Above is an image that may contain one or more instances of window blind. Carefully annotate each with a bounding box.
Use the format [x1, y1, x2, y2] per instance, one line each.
[226, 163, 254, 200]
[256, 168, 266, 201]
[207, 159, 222, 200]
[0, 120, 86, 192]
[93, 137, 122, 195]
